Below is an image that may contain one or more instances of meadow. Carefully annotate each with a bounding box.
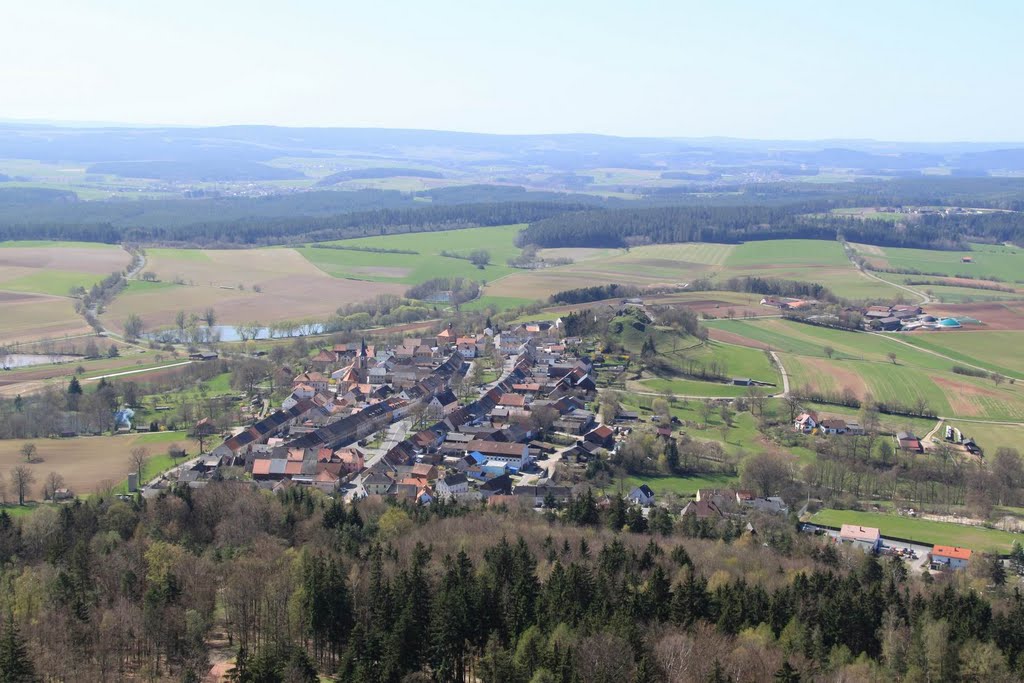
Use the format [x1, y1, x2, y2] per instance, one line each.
[855, 242, 1024, 283]
[810, 508, 1021, 553]
[899, 331, 1024, 378]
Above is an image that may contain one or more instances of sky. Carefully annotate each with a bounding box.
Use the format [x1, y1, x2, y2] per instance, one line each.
[1, 0, 1021, 141]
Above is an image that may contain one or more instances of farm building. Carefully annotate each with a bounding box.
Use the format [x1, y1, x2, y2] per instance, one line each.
[839, 524, 882, 552]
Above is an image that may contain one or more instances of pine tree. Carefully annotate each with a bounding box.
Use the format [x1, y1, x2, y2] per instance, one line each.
[0, 615, 37, 683]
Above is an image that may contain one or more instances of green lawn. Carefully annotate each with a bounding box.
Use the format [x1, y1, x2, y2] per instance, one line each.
[297, 225, 524, 284]
[620, 473, 738, 498]
[810, 508, 1021, 553]
[639, 377, 752, 397]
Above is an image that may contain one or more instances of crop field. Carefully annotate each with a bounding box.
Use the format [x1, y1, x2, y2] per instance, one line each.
[0, 293, 93, 345]
[296, 225, 524, 284]
[103, 246, 405, 333]
[0, 431, 190, 500]
[854, 242, 1024, 283]
[925, 301, 1024, 330]
[0, 241, 130, 343]
[810, 508, 1020, 553]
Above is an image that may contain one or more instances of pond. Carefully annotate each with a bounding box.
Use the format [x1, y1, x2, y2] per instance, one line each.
[146, 323, 326, 344]
[1, 353, 81, 369]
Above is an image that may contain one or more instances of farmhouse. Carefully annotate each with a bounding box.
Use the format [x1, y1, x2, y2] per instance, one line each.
[839, 524, 881, 552]
[895, 431, 924, 453]
[818, 418, 847, 435]
[793, 411, 818, 433]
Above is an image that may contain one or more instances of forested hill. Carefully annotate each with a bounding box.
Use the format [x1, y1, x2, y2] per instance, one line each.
[0, 484, 1021, 681]
[517, 204, 1024, 250]
[1, 178, 1023, 248]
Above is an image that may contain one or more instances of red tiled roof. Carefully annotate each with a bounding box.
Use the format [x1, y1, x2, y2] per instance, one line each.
[932, 545, 972, 560]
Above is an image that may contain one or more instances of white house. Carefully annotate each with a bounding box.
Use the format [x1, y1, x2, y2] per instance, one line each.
[436, 472, 469, 499]
[627, 484, 655, 506]
[930, 545, 972, 571]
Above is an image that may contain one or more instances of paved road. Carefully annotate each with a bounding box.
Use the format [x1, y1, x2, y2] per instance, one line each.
[82, 360, 194, 383]
[345, 419, 412, 499]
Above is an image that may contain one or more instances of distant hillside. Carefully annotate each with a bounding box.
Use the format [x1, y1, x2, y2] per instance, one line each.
[316, 167, 444, 186]
[86, 160, 306, 181]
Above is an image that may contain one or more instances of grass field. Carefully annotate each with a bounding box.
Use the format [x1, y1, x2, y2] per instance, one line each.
[860, 242, 1024, 284]
[709, 318, 1024, 420]
[297, 225, 524, 284]
[810, 508, 1021, 553]
[0, 431, 191, 501]
[899, 331, 1024, 378]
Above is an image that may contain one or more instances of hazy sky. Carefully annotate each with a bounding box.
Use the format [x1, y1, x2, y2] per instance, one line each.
[2, 0, 1021, 140]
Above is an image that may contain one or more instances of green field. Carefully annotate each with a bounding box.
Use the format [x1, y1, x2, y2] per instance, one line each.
[121, 279, 181, 295]
[810, 508, 1021, 553]
[899, 331, 1024, 378]
[460, 295, 535, 312]
[638, 377, 753, 397]
[0, 270, 109, 297]
[297, 225, 524, 284]
[725, 239, 850, 268]
[711, 318, 1024, 420]
[865, 242, 1024, 283]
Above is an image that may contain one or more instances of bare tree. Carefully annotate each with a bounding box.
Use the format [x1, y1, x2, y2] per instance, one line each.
[992, 373, 1005, 386]
[823, 345, 835, 359]
[11, 466, 36, 505]
[698, 400, 715, 427]
[130, 446, 150, 484]
[42, 471, 66, 500]
[887, 352, 897, 365]
[19, 442, 37, 463]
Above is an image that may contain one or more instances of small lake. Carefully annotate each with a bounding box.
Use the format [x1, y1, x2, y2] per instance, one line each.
[1, 353, 81, 369]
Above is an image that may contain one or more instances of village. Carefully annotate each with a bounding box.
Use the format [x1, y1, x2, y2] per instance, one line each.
[128, 314, 992, 578]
